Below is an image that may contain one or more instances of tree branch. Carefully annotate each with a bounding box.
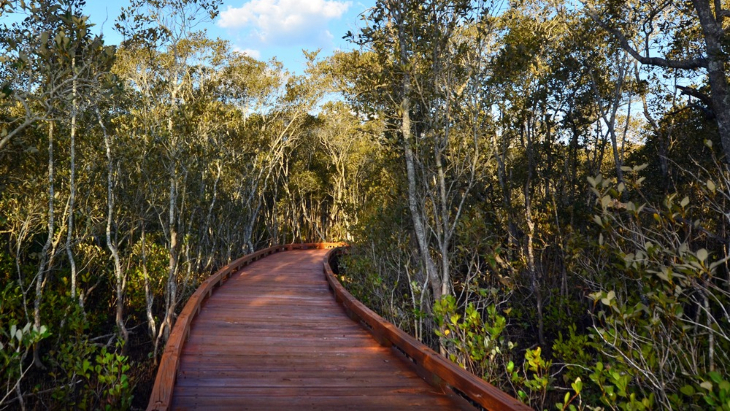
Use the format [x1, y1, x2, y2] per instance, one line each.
[677, 85, 714, 108]
[584, 8, 708, 70]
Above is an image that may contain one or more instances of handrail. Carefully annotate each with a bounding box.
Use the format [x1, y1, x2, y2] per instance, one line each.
[323, 247, 531, 411]
[146, 242, 344, 411]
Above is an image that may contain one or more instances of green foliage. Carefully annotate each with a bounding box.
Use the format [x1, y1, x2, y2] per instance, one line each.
[127, 237, 169, 311]
[543, 292, 586, 336]
[547, 169, 730, 410]
[92, 345, 134, 411]
[0, 278, 49, 402]
[339, 254, 383, 306]
[677, 372, 730, 411]
[552, 325, 592, 384]
[555, 377, 584, 411]
[50, 339, 133, 410]
[434, 296, 514, 385]
[508, 347, 553, 409]
[0, 322, 50, 400]
[586, 362, 654, 410]
[3, 0, 730, 408]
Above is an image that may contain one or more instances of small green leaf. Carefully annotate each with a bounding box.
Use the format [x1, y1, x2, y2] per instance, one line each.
[601, 290, 615, 306]
[571, 377, 583, 393]
[700, 381, 713, 391]
[697, 249, 708, 262]
[680, 385, 695, 396]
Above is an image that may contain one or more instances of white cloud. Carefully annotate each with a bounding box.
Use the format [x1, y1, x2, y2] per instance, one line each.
[218, 0, 351, 47]
[233, 46, 262, 59]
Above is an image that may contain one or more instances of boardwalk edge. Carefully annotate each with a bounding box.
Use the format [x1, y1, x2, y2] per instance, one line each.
[323, 247, 531, 411]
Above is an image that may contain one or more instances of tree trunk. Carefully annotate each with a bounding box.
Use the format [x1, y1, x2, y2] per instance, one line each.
[141, 226, 157, 339]
[524, 119, 545, 346]
[67, 59, 78, 302]
[393, 3, 441, 301]
[402, 98, 441, 301]
[692, 0, 730, 162]
[33, 121, 55, 369]
[98, 107, 129, 346]
[155, 171, 179, 361]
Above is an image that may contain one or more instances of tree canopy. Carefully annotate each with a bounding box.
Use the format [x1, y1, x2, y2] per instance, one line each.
[1, 0, 729, 409]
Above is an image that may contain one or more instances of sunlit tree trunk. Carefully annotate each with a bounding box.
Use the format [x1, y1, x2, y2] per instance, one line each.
[66, 56, 78, 302]
[97, 107, 129, 345]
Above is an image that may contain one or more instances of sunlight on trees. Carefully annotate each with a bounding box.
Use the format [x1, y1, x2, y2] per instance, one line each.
[1, 0, 729, 409]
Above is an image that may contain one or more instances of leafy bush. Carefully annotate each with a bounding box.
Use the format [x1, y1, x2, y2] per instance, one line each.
[50, 340, 133, 410]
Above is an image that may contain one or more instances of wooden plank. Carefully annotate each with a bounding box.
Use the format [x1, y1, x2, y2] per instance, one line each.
[171, 393, 466, 411]
[172, 393, 459, 410]
[172, 385, 446, 398]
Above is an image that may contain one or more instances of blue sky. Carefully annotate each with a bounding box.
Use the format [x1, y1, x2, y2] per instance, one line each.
[84, 0, 375, 72]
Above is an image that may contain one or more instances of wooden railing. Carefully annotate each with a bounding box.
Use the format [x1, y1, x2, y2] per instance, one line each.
[323, 247, 530, 411]
[146, 242, 344, 411]
[147, 242, 527, 410]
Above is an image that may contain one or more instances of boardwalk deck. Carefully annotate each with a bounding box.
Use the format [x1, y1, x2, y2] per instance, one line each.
[170, 249, 470, 410]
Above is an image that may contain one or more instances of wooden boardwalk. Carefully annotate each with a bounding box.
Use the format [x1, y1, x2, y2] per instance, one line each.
[170, 249, 469, 410]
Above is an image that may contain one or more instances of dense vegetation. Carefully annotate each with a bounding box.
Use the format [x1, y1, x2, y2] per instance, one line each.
[1, 0, 728, 409]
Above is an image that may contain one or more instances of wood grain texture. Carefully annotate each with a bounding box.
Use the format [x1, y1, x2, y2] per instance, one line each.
[148, 246, 472, 410]
[146, 244, 341, 411]
[148, 244, 527, 410]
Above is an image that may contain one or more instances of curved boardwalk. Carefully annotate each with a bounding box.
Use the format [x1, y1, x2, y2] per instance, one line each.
[170, 249, 470, 410]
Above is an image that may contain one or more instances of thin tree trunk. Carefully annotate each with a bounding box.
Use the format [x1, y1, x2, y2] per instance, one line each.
[33, 121, 55, 369]
[98, 108, 128, 345]
[524, 119, 545, 346]
[67, 58, 78, 302]
[705, 288, 714, 371]
[395, 9, 441, 301]
[141, 226, 157, 339]
[403, 108, 441, 301]
[157, 172, 179, 355]
[154, 164, 180, 362]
